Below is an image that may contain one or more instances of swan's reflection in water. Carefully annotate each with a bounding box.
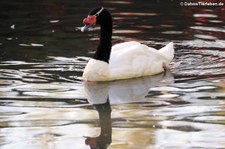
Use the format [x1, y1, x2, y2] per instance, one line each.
[84, 99, 112, 149]
[83, 72, 174, 148]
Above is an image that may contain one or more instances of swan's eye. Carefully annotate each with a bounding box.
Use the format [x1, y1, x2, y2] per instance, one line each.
[83, 16, 96, 25]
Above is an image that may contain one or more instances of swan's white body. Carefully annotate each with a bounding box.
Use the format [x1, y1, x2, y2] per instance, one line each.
[83, 41, 174, 81]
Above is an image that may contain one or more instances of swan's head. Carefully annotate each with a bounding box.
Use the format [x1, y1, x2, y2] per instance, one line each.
[81, 7, 112, 32]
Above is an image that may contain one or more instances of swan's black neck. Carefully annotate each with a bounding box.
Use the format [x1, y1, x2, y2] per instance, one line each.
[94, 98, 112, 148]
[93, 19, 112, 63]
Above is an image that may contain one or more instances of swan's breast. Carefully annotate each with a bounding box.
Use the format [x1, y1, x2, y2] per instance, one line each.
[82, 59, 110, 81]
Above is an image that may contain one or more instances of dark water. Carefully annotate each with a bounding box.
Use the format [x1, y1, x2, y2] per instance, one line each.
[0, 0, 225, 149]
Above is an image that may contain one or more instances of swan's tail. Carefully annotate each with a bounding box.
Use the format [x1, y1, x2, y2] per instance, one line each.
[158, 42, 174, 61]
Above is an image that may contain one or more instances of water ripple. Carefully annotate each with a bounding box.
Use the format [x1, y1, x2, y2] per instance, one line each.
[0, 57, 87, 99]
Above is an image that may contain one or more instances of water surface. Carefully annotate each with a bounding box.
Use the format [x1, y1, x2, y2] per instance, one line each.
[0, 0, 225, 149]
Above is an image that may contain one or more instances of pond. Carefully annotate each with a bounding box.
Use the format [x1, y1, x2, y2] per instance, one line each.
[0, 0, 225, 149]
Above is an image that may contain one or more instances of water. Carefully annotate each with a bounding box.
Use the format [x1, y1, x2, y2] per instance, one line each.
[0, 0, 225, 148]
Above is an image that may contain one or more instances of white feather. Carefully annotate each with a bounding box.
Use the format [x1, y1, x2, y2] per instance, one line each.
[82, 41, 174, 81]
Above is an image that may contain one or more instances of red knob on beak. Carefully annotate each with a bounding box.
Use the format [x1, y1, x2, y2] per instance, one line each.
[83, 16, 96, 25]
[83, 18, 88, 25]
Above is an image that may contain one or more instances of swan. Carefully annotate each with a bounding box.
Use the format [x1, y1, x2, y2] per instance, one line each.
[81, 7, 174, 81]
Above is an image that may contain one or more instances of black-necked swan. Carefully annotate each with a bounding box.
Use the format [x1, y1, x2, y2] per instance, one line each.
[81, 7, 174, 81]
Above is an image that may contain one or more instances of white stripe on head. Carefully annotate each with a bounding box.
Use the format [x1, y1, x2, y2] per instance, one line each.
[95, 7, 104, 17]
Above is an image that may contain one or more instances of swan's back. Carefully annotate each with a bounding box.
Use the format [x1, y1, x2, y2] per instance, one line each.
[109, 42, 174, 80]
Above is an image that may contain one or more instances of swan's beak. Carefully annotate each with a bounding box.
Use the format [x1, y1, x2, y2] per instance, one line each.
[81, 25, 93, 32]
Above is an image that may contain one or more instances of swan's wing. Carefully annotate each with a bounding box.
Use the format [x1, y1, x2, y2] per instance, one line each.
[110, 42, 166, 66]
[109, 43, 165, 79]
[110, 42, 174, 65]
[111, 41, 141, 52]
